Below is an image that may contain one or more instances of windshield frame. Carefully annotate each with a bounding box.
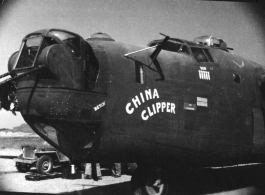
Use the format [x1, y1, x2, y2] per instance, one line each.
[12, 29, 85, 73]
[13, 34, 44, 71]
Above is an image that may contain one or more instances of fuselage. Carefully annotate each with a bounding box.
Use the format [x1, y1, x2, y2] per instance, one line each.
[6, 29, 265, 167]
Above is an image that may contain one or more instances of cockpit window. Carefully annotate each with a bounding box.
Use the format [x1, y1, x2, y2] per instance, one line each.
[15, 36, 43, 69]
[150, 41, 189, 55]
[51, 30, 81, 57]
[15, 35, 59, 70]
[190, 47, 214, 63]
[178, 45, 189, 54]
[85, 44, 99, 91]
[26, 36, 42, 47]
[203, 49, 214, 62]
[163, 42, 182, 52]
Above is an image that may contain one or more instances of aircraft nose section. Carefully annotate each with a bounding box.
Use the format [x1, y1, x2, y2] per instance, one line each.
[18, 85, 107, 161]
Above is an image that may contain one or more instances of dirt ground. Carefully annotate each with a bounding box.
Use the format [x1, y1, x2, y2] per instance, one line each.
[1, 149, 265, 195]
[0, 149, 132, 195]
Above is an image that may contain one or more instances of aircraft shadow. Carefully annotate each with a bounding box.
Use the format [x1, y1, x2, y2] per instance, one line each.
[168, 164, 265, 195]
[1, 165, 265, 195]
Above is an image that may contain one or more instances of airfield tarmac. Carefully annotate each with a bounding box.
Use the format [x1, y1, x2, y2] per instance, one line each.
[0, 149, 265, 195]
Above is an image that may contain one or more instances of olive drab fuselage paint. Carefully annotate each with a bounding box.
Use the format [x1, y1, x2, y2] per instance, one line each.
[1, 29, 265, 168]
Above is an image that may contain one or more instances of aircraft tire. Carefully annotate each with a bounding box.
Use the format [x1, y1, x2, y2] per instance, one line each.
[36, 155, 53, 174]
[131, 165, 169, 195]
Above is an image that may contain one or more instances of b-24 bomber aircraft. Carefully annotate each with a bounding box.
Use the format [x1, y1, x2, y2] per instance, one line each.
[1, 29, 265, 195]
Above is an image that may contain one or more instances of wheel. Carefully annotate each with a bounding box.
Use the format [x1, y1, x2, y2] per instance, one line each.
[36, 155, 53, 174]
[144, 172, 168, 195]
[16, 163, 31, 173]
[131, 165, 169, 195]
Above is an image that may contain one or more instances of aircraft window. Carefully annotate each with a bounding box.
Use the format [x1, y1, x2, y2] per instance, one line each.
[51, 30, 81, 57]
[15, 36, 43, 69]
[163, 42, 182, 52]
[150, 42, 189, 54]
[203, 49, 214, 62]
[26, 36, 42, 47]
[191, 47, 209, 63]
[178, 45, 189, 54]
[85, 44, 99, 90]
[15, 36, 58, 70]
[42, 37, 58, 48]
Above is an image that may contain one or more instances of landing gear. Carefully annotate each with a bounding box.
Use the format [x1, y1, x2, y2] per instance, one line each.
[131, 165, 169, 195]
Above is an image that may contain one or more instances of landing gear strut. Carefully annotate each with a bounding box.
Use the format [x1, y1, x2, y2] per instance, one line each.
[131, 165, 169, 195]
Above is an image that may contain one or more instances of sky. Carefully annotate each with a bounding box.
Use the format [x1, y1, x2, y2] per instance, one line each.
[0, 0, 264, 129]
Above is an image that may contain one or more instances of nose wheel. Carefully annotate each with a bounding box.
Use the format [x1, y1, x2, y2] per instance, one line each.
[131, 165, 169, 195]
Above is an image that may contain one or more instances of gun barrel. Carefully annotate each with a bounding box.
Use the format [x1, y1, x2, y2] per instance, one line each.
[0, 67, 44, 87]
[0, 71, 11, 80]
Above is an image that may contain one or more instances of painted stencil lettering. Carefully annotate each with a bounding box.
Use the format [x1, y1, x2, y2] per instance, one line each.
[94, 101, 106, 111]
[125, 88, 176, 121]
